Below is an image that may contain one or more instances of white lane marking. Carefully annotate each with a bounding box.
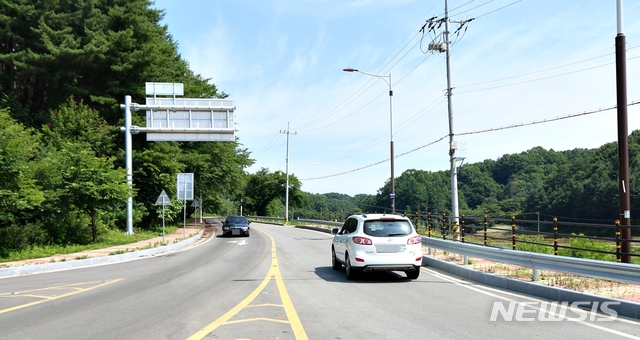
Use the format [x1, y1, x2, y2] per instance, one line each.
[421, 267, 640, 339]
[226, 240, 248, 245]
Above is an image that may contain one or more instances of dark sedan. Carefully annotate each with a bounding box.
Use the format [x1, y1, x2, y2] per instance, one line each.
[222, 215, 251, 237]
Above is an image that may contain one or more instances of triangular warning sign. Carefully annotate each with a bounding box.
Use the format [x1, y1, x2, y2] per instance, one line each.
[155, 190, 172, 206]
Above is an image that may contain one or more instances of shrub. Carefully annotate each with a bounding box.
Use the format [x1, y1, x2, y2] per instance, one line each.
[558, 233, 616, 261]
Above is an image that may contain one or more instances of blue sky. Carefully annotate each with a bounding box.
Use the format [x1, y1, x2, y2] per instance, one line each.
[151, 0, 640, 196]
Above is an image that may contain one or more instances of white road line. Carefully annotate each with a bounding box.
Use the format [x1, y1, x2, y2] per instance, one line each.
[421, 267, 640, 339]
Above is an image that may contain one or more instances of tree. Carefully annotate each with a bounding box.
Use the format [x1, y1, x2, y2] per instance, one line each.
[244, 168, 304, 216]
[395, 169, 429, 214]
[0, 0, 251, 250]
[0, 109, 45, 217]
[50, 142, 129, 241]
[0, 108, 46, 253]
[458, 164, 502, 210]
[42, 98, 116, 156]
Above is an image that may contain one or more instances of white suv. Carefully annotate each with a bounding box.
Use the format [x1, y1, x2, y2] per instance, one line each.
[331, 213, 423, 280]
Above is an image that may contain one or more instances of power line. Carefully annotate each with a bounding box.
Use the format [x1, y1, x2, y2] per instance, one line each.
[289, 1, 525, 140]
[456, 51, 618, 88]
[293, 88, 445, 168]
[251, 133, 281, 157]
[300, 100, 640, 181]
[296, 33, 430, 133]
[292, 2, 636, 181]
[473, 0, 522, 19]
[457, 56, 640, 94]
[255, 139, 287, 160]
[457, 102, 640, 136]
[294, 6, 440, 132]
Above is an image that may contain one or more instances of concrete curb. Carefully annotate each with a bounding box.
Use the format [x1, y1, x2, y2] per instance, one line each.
[422, 256, 640, 320]
[0, 229, 203, 278]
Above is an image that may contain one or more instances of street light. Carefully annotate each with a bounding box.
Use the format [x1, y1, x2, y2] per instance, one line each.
[343, 68, 395, 214]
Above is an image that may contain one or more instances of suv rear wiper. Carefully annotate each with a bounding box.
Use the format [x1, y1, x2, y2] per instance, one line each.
[387, 233, 407, 237]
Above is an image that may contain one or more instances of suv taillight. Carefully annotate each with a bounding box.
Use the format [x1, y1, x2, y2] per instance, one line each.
[352, 236, 373, 245]
[407, 236, 421, 245]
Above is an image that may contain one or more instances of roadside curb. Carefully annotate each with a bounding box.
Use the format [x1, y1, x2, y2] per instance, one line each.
[422, 256, 640, 320]
[0, 229, 204, 278]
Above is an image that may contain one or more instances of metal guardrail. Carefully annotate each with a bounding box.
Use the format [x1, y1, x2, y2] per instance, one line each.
[422, 237, 640, 284]
[247, 216, 285, 224]
[248, 216, 284, 221]
[248, 216, 343, 227]
[296, 218, 343, 227]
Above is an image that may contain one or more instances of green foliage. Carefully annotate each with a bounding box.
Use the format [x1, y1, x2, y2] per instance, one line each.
[294, 192, 362, 220]
[362, 135, 640, 231]
[265, 198, 285, 217]
[0, 0, 252, 253]
[0, 109, 45, 219]
[42, 98, 116, 157]
[366, 169, 451, 215]
[0, 109, 47, 254]
[0, 228, 162, 262]
[243, 168, 304, 216]
[516, 235, 553, 254]
[558, 234, 617, 261]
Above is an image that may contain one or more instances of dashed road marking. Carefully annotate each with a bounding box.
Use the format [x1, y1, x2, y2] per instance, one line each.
[0, 279, 123, 314]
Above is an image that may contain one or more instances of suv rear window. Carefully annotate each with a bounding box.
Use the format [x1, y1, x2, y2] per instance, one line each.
[363, 219, 413, 237]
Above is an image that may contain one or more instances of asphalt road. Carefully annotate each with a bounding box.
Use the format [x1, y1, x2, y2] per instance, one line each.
[1, 222, 639, 339]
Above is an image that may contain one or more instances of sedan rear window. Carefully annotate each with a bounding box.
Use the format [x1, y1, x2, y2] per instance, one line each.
[363, 220, 412, 237]
[226, 216, 248, 224]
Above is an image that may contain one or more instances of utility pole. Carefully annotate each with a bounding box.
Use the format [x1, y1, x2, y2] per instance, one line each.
[615, 0, 632, 263]
[443, 0, 460, 240]
[423, 0, 472, 240]
[280, 122, 297, 223]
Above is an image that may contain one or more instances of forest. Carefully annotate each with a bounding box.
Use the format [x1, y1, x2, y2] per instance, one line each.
[294, 135, 640, 227]
[1, 0, 637, 254]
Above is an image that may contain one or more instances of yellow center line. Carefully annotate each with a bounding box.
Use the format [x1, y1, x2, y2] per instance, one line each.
[187, 230, 308, 340]
[224, 317, 291, 325]
[0, 279, 123, 315]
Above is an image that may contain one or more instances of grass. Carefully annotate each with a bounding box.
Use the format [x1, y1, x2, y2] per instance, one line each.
[0, 226, 180, 263]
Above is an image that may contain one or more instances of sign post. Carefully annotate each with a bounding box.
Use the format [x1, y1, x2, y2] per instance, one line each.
[191, 200, 201, 229]
[155, 190, 172, 243]
[177, 173, 194, 238]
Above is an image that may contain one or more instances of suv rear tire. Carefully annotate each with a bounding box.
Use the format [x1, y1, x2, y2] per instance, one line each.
[405, 269, 420, 280]
[345, 255, 357, 280]
[331, 248, 341, 270]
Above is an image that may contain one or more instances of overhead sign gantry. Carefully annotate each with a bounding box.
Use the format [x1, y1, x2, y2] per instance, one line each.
[120, 82, 235, 235]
